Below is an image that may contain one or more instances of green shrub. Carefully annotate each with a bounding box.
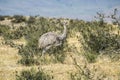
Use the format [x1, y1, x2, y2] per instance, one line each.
[77, 21, 120, 53]
[0, 15, 5, 21]
[88, 32, 120, 52]
[12, 15, 26, 23]
[16, 68, 53, 80]
[1, 25, 25, 40]
[72, 21, 120, 62]
[18, 57, 39, 66]
[84, 52, 97, 63]
[18, 45, 40, 66]
[0, 25, 10, 36]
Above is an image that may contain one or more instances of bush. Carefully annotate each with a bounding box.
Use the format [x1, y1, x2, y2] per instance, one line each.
[18, 45, 40, 66]
[16, 68, 53, 80]
[85, 52, 97, 63]
[78, 21, 120, 53]
[0, 25, 10, 36]
[89, 33, 120, 52]
[0, 15, 5, 21]
[12, 15, 26, 23]
[1, 25, 26, 40]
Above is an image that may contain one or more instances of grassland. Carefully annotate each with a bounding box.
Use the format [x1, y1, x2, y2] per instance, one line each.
[0, 16, 120, 80]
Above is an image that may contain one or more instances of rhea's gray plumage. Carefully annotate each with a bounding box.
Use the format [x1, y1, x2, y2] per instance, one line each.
[38, 21, 67, 54]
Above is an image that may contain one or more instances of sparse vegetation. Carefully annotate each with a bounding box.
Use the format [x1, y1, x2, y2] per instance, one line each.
[1, 15, 120, 65]
[0, 9, 120, 80]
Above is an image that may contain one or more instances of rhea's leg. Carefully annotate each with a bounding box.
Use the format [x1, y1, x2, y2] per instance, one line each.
[45, 45, 52, 51]
[41, 49, 46, 57]
[42, 45, 52, 56]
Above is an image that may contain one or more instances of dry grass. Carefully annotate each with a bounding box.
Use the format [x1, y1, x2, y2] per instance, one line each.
[90, 56, 120, 79]
[12, 37, 27, 46]
[0, 36, 77, 80]
[0, 43, 20, 80]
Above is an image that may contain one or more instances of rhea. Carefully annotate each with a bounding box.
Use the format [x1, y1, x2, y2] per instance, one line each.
[38, 21, 67, 55]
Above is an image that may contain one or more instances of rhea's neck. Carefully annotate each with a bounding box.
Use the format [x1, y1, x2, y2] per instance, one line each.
[59, 24, 67, 40]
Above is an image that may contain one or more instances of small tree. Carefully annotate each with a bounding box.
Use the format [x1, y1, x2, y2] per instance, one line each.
[109, 8, 120, 26]
[94, 12, 106, 26]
